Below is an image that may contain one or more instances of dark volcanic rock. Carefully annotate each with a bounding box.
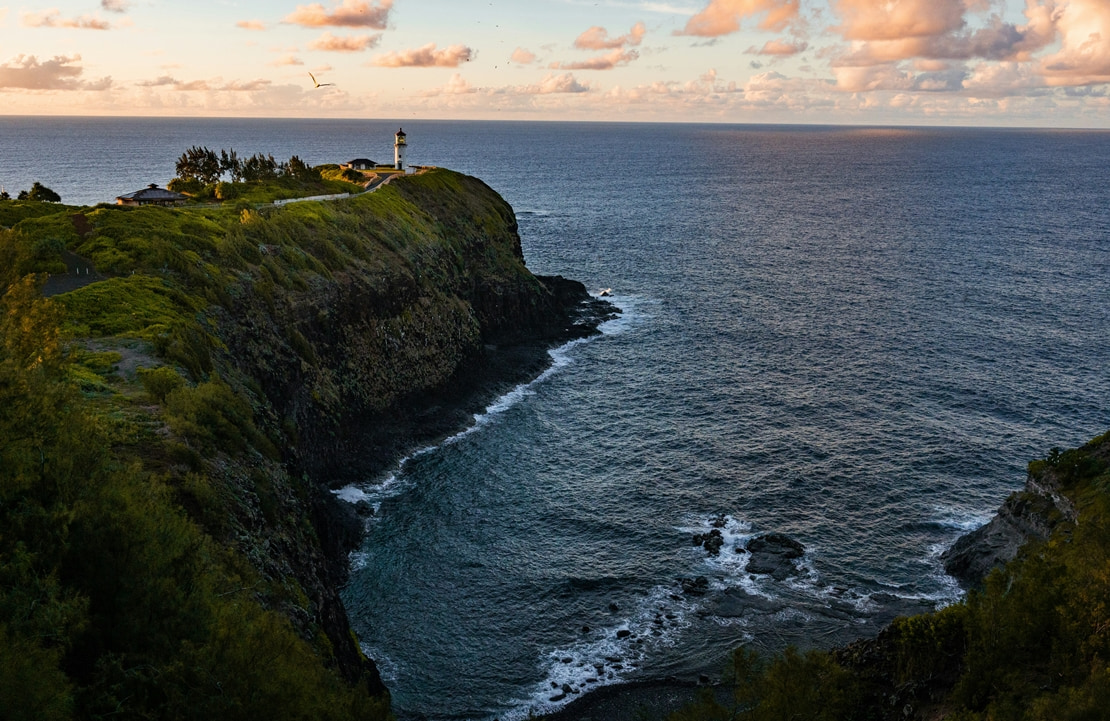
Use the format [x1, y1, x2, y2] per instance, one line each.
[703, 586, 785, 618]
[692, 529, 725, 556]
[745, 533, 805, 581]
[941, 491, 1062, 588]
[679, 576, 710, 595]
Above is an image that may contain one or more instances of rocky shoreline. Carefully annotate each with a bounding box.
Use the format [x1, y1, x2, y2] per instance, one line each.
[321, 275, 618, 488]
[312, 275, 618, 697]
[536, 455, 1077, 720]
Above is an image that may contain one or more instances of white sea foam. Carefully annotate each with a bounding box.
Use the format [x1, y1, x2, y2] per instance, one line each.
[348, 549, 370, 572]
[333, 297, 641, 552]
[932, 505, 994, 532]
[359, 644, 402, 685]
[677, 514, 778, 598]
[498, 584, 697, 720]
[595, 294, 649, 337]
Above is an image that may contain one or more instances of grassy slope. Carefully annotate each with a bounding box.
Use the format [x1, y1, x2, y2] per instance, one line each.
[0, 169, 547, 720]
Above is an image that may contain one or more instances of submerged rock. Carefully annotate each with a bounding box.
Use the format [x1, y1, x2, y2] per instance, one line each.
[679, 576, 710, 595]
[704, 586, 785, 618]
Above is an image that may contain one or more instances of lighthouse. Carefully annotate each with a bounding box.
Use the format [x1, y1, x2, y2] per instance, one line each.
[394, 128, 407, 170]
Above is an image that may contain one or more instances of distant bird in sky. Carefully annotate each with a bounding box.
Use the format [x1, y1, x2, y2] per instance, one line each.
[309, 72, 335, 88]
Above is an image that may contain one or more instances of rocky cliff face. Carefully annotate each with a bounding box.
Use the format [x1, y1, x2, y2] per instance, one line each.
[941, 459, 1078, 588]
[202, 170, 616, 695]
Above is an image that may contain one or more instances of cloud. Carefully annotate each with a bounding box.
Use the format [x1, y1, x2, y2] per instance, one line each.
[555, 21, 646, 70]
[749, 38, 807, 55]
[423, 73, 479, 95]
[419, 72, 590, 99]
[309, 32, 381, 52]
[527, 73, 591, 94]
[831, 64, 917, 93]
[1040, 0, 1110, 85]
[511, 47, 537, 64]
[270, 55, 305, 66]
[22, 9, 111, 30]
[552, 48, 640, 70]
[575, 21, 646, 50]
[0, 54, 111, 90]
[371, 43, 473, 67]
[828, 0, 1056, 68]
[237, 20, 266, 31]
[284, 0, 392, 29]
[678, 0, 800, 37]
[832, 0, 965, 41]
[135, 76, 273, 92]
[101, 0, 128, 12]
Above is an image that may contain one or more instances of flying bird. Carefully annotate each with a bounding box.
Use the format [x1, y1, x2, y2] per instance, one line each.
[309, 72, 335, 88]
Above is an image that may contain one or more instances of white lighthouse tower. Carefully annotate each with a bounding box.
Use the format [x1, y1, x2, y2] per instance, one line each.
[394, 128, 407, 171]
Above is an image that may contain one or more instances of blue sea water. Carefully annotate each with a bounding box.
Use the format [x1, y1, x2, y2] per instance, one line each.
[3, 118, 1108, 720]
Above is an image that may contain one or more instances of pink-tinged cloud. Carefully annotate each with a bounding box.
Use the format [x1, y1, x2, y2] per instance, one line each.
[963, 61, 1040, 95]
[575, 21, 646, 50]
[749, 38, 807, 55]
[829, 0, 1058, 68]
[553, 48, 640, 71]
[439, 73, 477, 95]
[284, 0, 392, 29]
[832, 64, 916, 92]
[135, 76, 273, 92]
[1040, 0, 1110, 85]
[511, 47, 537, 64]
[0, 54, 111, 90]
[101, 0, 128, 12]
[270, 55, 305, 66]
[237, 20, 266, 31]
[309, 32, 381, 52]
[678, 0, 799, 37]
[530, 73, 590, 94]
[22, 10, 111, 30]
[372, 43, 473, 67]
[832, 0, 966, 42]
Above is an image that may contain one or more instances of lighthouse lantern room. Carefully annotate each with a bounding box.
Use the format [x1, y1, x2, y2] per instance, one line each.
[394, 128, 407, 170]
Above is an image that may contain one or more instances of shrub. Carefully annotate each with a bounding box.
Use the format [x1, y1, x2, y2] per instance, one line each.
[137, 365, 186, 402]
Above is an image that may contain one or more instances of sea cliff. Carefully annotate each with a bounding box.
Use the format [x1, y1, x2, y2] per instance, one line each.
[0, 168, 614, 719]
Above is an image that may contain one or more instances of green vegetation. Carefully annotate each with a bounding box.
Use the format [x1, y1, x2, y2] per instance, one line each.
[15, 181, 63, 203]
[168, 146, 364, 204]
[0, 161, 553, 719]
[668, 431, 1110, 721]
[0, 276, 389, 720]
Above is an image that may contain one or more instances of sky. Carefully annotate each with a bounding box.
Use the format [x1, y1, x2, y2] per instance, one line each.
[1, 0, 1108, 127]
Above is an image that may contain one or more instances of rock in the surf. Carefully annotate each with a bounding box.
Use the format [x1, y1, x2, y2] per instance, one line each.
[680, 576, 710, 595]
[692, 528, 725, 556]
[745, 533, 805, 580]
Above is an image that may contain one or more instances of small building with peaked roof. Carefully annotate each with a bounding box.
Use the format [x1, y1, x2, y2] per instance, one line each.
[342, 158, 377, 170]
[116, 184, 188, 207]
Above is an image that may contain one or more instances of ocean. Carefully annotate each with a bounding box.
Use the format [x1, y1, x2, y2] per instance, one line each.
[3, 118, 1108, 720]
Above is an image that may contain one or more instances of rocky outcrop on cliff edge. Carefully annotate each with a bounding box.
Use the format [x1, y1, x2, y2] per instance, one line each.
[942, 456, 1079, 588]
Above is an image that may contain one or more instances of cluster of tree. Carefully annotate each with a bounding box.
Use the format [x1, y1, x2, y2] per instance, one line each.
[173, 146, 319, 185]
[666, 433, 1110, 721]
[0, 181, 61, 202]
